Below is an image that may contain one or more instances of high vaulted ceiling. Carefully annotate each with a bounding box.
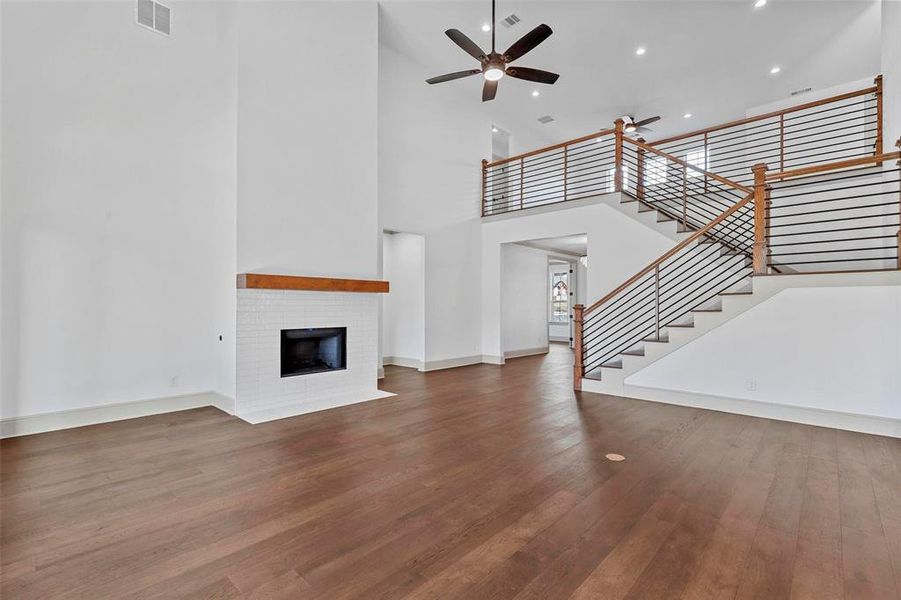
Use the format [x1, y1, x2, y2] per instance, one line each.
[380, 0, 881, 145]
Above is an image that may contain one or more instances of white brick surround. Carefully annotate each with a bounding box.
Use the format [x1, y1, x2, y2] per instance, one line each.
[237, 289, 392, 424]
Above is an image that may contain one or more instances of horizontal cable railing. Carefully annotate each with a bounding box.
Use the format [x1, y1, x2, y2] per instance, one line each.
[482, 78, 881, 218]
[649, 78, 882, 189]
[621, 138, 752, 249]
[482, 129, 615, 215]
[756, 152, 901, 273]
[577, 192, 755, 380]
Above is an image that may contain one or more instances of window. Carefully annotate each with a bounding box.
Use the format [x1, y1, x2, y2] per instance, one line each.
[550, 271, 569, 322]
[606, 165, 631, 192]
[645, 156, 667, 186]
[686, 149, 706, 178]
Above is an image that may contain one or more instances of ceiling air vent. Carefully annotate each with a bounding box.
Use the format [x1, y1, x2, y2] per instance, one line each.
[136, 0, 171, 36]
[537, 115, 555, 124]
[501, 13, 521, 28]
[790, 87, 813, 96]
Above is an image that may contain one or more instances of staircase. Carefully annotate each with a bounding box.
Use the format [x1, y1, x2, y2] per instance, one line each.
[480, 76, 901, 394]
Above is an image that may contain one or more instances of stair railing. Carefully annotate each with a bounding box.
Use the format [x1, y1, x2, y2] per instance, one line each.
[573, 191, 755, 390]
[574, 141, 901, 391]
[752, 142, 901, 275]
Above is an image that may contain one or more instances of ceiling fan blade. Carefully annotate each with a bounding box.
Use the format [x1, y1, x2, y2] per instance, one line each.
[505, 66, 559, 85]
[634, 116, 661, 127]
[482, 79, 498, 102]
[426, 69, 482, 84]
[445, 29, 487, 62]
[634, 126, 654, 134]
[502, 24, 553, 62]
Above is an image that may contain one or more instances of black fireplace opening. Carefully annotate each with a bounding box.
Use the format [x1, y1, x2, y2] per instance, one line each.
[280, 327, 347, 377]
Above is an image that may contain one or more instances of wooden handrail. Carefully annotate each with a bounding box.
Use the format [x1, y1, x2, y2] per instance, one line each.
[648, 81, 880, 147]
[485, 128, 615, 168]
[624, 138, 752, 193]
[764, 150, 901, 181]
[584, 191, 754, 315]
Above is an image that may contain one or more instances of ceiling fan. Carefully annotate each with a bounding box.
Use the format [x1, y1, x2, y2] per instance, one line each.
[623, 115, 661, 135]
[425, 0, 560, 102]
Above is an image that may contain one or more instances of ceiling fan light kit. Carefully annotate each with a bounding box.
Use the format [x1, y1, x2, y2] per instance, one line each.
[425, 0, 560, 101]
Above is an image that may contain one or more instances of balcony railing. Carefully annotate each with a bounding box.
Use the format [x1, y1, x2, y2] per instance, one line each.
[481, 77, 883, 219]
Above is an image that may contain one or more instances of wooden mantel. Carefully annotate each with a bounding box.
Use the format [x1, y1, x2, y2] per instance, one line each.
[237, 273, 389, 293]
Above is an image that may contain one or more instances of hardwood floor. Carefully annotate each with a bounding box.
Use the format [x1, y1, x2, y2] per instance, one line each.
[2, 344, 900, 599]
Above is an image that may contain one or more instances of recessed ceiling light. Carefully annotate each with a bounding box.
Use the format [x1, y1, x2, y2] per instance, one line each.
[754, 0, 767, 7]
[482, 23, 491, 32]
[531, 90, 540, 97]
[635, 47, 646, 56]
[683, 113, 693, 119]
[770, 65, 781, 74]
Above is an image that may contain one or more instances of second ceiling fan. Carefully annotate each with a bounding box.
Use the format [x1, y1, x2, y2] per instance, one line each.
[426, 0, 560, 102]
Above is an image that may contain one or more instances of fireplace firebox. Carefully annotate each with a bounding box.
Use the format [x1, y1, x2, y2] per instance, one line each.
[280, 327, 347, 377]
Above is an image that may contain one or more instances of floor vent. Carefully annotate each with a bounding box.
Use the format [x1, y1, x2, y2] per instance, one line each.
[136, 0, 171, 36]
[501, 13, 521, 28]
[537, 115, 555, 124]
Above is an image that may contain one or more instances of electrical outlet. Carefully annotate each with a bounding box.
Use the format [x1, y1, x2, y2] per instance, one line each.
[746, 378, 757, 392]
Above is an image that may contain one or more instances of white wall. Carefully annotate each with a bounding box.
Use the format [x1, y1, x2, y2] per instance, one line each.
[1, 1, 237, 419]
[627, 286, 901, 421]
[237, 1, 378, 280]
[378, 41, 552, 368]
[481, 197, 674, 360]
[382, 232, 425, 365]
[501, 244, 549, 355]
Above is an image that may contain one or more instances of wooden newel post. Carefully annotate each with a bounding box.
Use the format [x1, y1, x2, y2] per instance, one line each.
[614, 119, 624, 192]
[752, 163, 769, 275]
[573, 304, 584, 392]
[481, 159, 488, 216]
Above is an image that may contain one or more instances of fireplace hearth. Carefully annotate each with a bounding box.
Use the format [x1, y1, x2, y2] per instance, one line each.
[280, 327, 346, 377]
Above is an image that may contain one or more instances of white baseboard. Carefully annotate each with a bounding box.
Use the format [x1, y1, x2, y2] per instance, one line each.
[236, 389, 397, 424]
[620, 384, 901, 439]
[504, 346, 549, 359]
[383, 356, 426, 371]
[377, 366, 385, 379]
[480, 354, 505, 365]
[422, 355, 485, 371]
[0, 391, 233, 439]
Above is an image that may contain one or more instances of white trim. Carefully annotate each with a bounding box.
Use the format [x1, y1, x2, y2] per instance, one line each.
[237, 390, 397, 425]
[480, 354, 506, 365]
[0, 391, 232, 439]
[504, 346, 549, 359]
[422, 355, 485, 371]
[377, 366, 385, 379]
[614, 384, 901, 439]
[383, 356, 426, 371]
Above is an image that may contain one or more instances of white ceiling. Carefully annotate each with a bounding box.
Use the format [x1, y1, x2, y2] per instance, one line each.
[517, 234, 588, 257]
[380, 0, 881, 144]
